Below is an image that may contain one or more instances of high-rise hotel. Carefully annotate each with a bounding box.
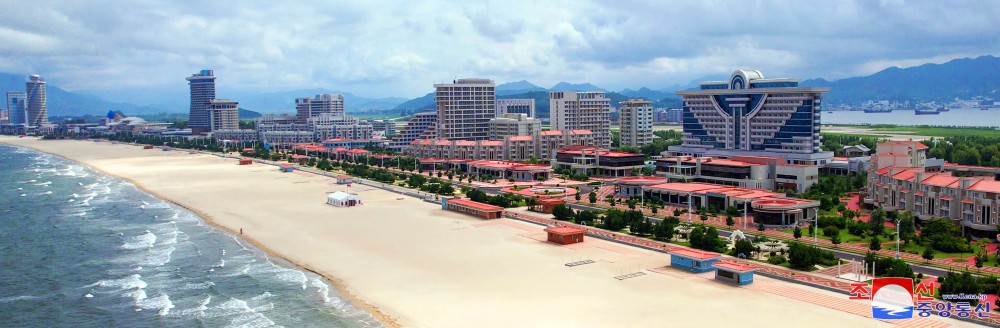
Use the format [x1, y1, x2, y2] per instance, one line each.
[25, 75, 47, 127]
[435, 78, 496, 140]
[186, 70, 217, 134]
[550, 91, 612, 148]
[669, 70, 832, 165]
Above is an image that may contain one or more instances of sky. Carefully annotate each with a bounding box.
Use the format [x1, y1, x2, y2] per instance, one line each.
[1, 0, 999, 102]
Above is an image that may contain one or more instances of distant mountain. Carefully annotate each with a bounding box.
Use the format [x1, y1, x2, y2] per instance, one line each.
[393, 92, 436, 115]
[549, 82, 607, 92]
[0, 73, 163, 116]
[496, 80, 546, 95]
[619, 87, 674, 101]
[238, 108, 261, 119]
[801, 55, 1000, 104]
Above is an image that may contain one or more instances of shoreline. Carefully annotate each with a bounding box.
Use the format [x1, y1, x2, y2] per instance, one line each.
[3, 137, 975, 328]
[3, 141, 401, 328]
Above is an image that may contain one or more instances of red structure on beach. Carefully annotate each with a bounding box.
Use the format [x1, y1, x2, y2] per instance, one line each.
[445, 198, 504, 219]
[544, 226, 586, 245]
[238, 158, 253, 165]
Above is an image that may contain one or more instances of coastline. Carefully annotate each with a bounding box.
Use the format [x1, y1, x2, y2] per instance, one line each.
[1, 140, 401, 328]
[3, 137, 975, 328]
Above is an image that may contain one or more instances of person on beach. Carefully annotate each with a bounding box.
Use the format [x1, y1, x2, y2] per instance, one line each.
[240, 228, 243, 234]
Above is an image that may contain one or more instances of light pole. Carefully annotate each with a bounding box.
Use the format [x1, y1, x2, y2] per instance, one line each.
[687, 192, 693, 223]
[743, 199, 748, 231]
[896, 219, 903, 260]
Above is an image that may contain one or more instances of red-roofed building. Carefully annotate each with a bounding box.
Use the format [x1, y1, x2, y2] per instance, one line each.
[867, 141, 1000, 238]
[668, 248, 721, 273]
[405, 129, 597, 162]
[544, 225, 586, 245]
[714, 261, 756, 285]
[531, 198, 566, 214]
[444, 198, 504, 219]
[554, 146, 645, 177]
[643, 182, 818, 226]
[654, 155, 818, 192]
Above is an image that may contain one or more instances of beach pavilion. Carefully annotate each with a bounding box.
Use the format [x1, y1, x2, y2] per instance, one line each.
[327, 191, 362, 207]
[444, 198, 504, 219]
[335, 175, 353, 185]
[544, 226, 586, 245]
[668, 248, 721, 273]
[713, 261, 756, 286]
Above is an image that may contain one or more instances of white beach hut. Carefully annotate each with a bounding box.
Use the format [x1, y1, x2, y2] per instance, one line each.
[327, 191, 362, 207]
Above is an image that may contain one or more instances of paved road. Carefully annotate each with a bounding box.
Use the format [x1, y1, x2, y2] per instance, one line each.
[566, 202, 952, 278]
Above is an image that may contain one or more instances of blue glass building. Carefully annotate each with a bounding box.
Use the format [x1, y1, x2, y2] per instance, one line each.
[669, 70, 832, 165]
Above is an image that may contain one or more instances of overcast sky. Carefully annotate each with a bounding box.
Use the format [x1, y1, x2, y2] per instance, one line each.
[1, 0, 999, 100]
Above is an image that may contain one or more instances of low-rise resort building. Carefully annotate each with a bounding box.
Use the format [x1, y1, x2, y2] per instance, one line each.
[635, 181, 819, 226]
[544, 226, 586, 245]
[865, 141, 1000, 238]
[444, 198, 504, 219]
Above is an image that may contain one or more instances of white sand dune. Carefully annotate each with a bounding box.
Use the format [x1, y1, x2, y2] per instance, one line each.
[4, 137, 972, 328]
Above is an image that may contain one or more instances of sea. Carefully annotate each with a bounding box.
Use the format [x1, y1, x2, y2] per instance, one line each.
[822, 107, 1000, 127]
[0, 144, 383, 328]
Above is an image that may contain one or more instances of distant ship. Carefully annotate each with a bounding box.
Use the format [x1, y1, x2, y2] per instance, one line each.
[914, 108, 940, 115]
[937, 106, 950, 112]
[864, 108, 893, 113]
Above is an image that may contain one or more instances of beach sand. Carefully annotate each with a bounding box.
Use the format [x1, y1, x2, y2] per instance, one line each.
[2, 137, 971, 328]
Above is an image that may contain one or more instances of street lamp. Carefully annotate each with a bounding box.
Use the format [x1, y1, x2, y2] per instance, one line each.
[896, 218, 903, 260]
[687, 192, 693, 223]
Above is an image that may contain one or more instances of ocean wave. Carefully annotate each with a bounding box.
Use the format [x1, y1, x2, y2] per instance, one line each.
[0, 295, 45, 303]
[89, 274, 148, 291]
[140, 245, 175, 267]
[136, 293, 175, 316]
[173, 295, 212, 317]
[122, 230, 157, 250]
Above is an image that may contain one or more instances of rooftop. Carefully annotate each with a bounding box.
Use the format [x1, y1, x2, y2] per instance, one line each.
[448, 198, 504, 212]
[714, 261, 756, 272]
[669, 248, 721, 260]
[969, 180, 1000, 193]
[544, 226, 587, 235]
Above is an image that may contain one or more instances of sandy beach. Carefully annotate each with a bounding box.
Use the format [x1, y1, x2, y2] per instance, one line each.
[2, 137, 973, 328]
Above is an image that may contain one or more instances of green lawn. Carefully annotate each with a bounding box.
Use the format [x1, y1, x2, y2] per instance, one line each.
[780, 227, 869, 244]
[821, 132, 889, 139]
[900, 242, 991, 259]
[869, 126, 1000, 138]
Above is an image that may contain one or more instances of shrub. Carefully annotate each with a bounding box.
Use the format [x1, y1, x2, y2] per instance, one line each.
[767, 255, 787, 265]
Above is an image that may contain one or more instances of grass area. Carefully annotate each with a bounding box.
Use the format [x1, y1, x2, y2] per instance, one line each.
[868, 126, 1000, 138]
[900, 242, 990, 259]
[780, 227, 869, 244]
[821, 132, 889, 139]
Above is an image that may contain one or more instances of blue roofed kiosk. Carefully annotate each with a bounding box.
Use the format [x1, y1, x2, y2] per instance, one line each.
[668, 248, 721, 273]
[713, 261, 756, 286]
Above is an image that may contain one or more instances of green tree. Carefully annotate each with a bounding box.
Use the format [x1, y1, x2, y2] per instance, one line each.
[793, 227, 802, 239]
[574, 191, 582, 201]
[725, 215, 735, 228]
[921, 247, 934, 262]
[699, 214, 709, 223]
[869, 235, 882, 251]
[732, 238, 756, 258]
[673, 208, 682, 217]
[831, 234, 842, 245]
[627, 199, 637, 210]
[552, 204, 574, 221]
[588, 191, 597, 204]
[757, 221, 765, 232]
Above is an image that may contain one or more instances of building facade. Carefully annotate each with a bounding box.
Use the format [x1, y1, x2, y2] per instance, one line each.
[186, 70, 216, 134]
[550, 91, 611, 148]
[553, 146, 646, 177]
[296, 93, 345, 124]
[407, 129, 596, 162]
[436, 78, 495, 140]
[25, 75, 47, 127]
[865, 141, 1000, 237]
[6, 91, 26, 126]
[670, 70, 832, 165]
[488, 113, 541, 140]
[620, 99, 653, 147]
[392, 111, 438, 151]
[207, 99, 239, 132]
[496, 98, 535, 117]
[654, 155, 818, 192]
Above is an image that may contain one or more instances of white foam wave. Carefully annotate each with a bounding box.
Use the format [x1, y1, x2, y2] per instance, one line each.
[136, 294, 175, 316]
[213, 297, 277, 328]
[33, 181, 51, 186]
[173, 295, 212, 317]
[89, 274, 148, 291]
[178, 281, 216, 291]
[122, 230, 157, 250]
[38, 191, 52, 195]
[0, 295, 44, 303]
[140, 246, 175, 266]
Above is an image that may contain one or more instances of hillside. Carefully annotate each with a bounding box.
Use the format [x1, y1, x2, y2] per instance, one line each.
[801, 55, 1000, 104]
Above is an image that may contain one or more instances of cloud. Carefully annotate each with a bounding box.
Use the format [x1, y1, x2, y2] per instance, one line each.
[0, 0, 997, 99]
